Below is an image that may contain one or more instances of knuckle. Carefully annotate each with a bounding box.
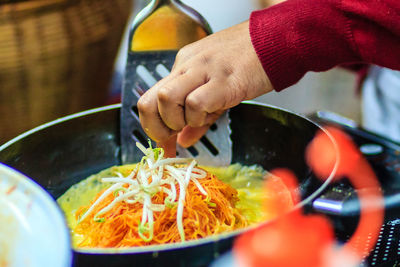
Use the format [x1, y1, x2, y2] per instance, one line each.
[157, 86, 173, 103]
[172, 121, 185, 131]
[185, 95, 204, 112]
[168, 113, 186, 131]
[185, 97, 206, 127]
[137, 96, 152, 114]
[188, 120, 203, 128]
[176, 46, 189, 61]
[222, 65, 234, 76]
[164, 111, 185, 131]
[178, 68, 187, 76]
[200, 54, 211, 66]
[175, 50, 184, 62]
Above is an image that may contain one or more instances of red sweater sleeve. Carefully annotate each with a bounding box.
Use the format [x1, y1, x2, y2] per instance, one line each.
[249, 0, 400, 91]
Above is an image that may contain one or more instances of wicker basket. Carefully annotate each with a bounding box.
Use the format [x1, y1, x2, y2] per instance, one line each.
[0, 0, 133, 143]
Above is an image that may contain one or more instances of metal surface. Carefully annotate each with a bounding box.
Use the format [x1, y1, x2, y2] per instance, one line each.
[363, 220, 400, 266]
[334, 218, 400, 267]
[121, 50, 175, 164]
[0, 102, 336, 267]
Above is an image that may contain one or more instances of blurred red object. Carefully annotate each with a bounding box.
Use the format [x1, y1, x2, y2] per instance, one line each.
[235, 168, 335, 267]
[308, 127, 384, 260]
[234, 127, 384, 267]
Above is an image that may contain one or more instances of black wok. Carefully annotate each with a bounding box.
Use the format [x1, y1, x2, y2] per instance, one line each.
[0, 101, 336, 267]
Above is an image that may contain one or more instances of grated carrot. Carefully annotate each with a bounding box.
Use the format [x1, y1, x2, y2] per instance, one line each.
[74, 169, 247, 248]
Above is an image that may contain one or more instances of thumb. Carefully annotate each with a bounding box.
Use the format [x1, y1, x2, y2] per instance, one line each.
[177, 125, 210, 148]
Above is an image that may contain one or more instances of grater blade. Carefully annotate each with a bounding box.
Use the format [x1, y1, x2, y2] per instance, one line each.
[121, 51, 232, 165]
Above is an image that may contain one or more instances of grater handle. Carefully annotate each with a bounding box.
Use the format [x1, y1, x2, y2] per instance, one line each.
[128, 0, 212, 52]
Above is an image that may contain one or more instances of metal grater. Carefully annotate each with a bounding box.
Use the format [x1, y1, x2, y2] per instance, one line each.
[121, 0, 232, 166]
[120, 51, 232, 165]
[121, 51, 232, 166]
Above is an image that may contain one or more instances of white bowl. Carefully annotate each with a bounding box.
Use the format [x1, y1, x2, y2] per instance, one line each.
[0, 163, 71, 267]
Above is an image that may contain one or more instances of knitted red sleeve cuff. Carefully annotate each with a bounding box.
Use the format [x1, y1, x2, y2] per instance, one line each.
[249, 0, 360, 91]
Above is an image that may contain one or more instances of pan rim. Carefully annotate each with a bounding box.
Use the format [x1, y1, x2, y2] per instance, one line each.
[0, 104, 121, 151]
[0, 101, 339, 255]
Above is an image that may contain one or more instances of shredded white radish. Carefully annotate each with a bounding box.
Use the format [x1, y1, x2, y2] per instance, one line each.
[77, 142, 207, 242]
[77, 182, 123, 223]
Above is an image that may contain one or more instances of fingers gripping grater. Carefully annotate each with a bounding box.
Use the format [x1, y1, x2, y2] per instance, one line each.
[120, 0, 232, 166]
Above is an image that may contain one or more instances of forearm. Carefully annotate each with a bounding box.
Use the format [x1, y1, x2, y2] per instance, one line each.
[250, 0, 400, 91]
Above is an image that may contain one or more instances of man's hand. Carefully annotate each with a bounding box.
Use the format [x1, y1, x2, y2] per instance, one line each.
[137, 21, 273, 156]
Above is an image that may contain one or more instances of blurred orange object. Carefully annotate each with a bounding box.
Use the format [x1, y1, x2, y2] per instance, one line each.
[307, 127, 384, 261]
[235, 212, 335, 267]
[262, 169, 297, 220]
[234, 127, 384, 267]
[235, 168, 335, 267]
